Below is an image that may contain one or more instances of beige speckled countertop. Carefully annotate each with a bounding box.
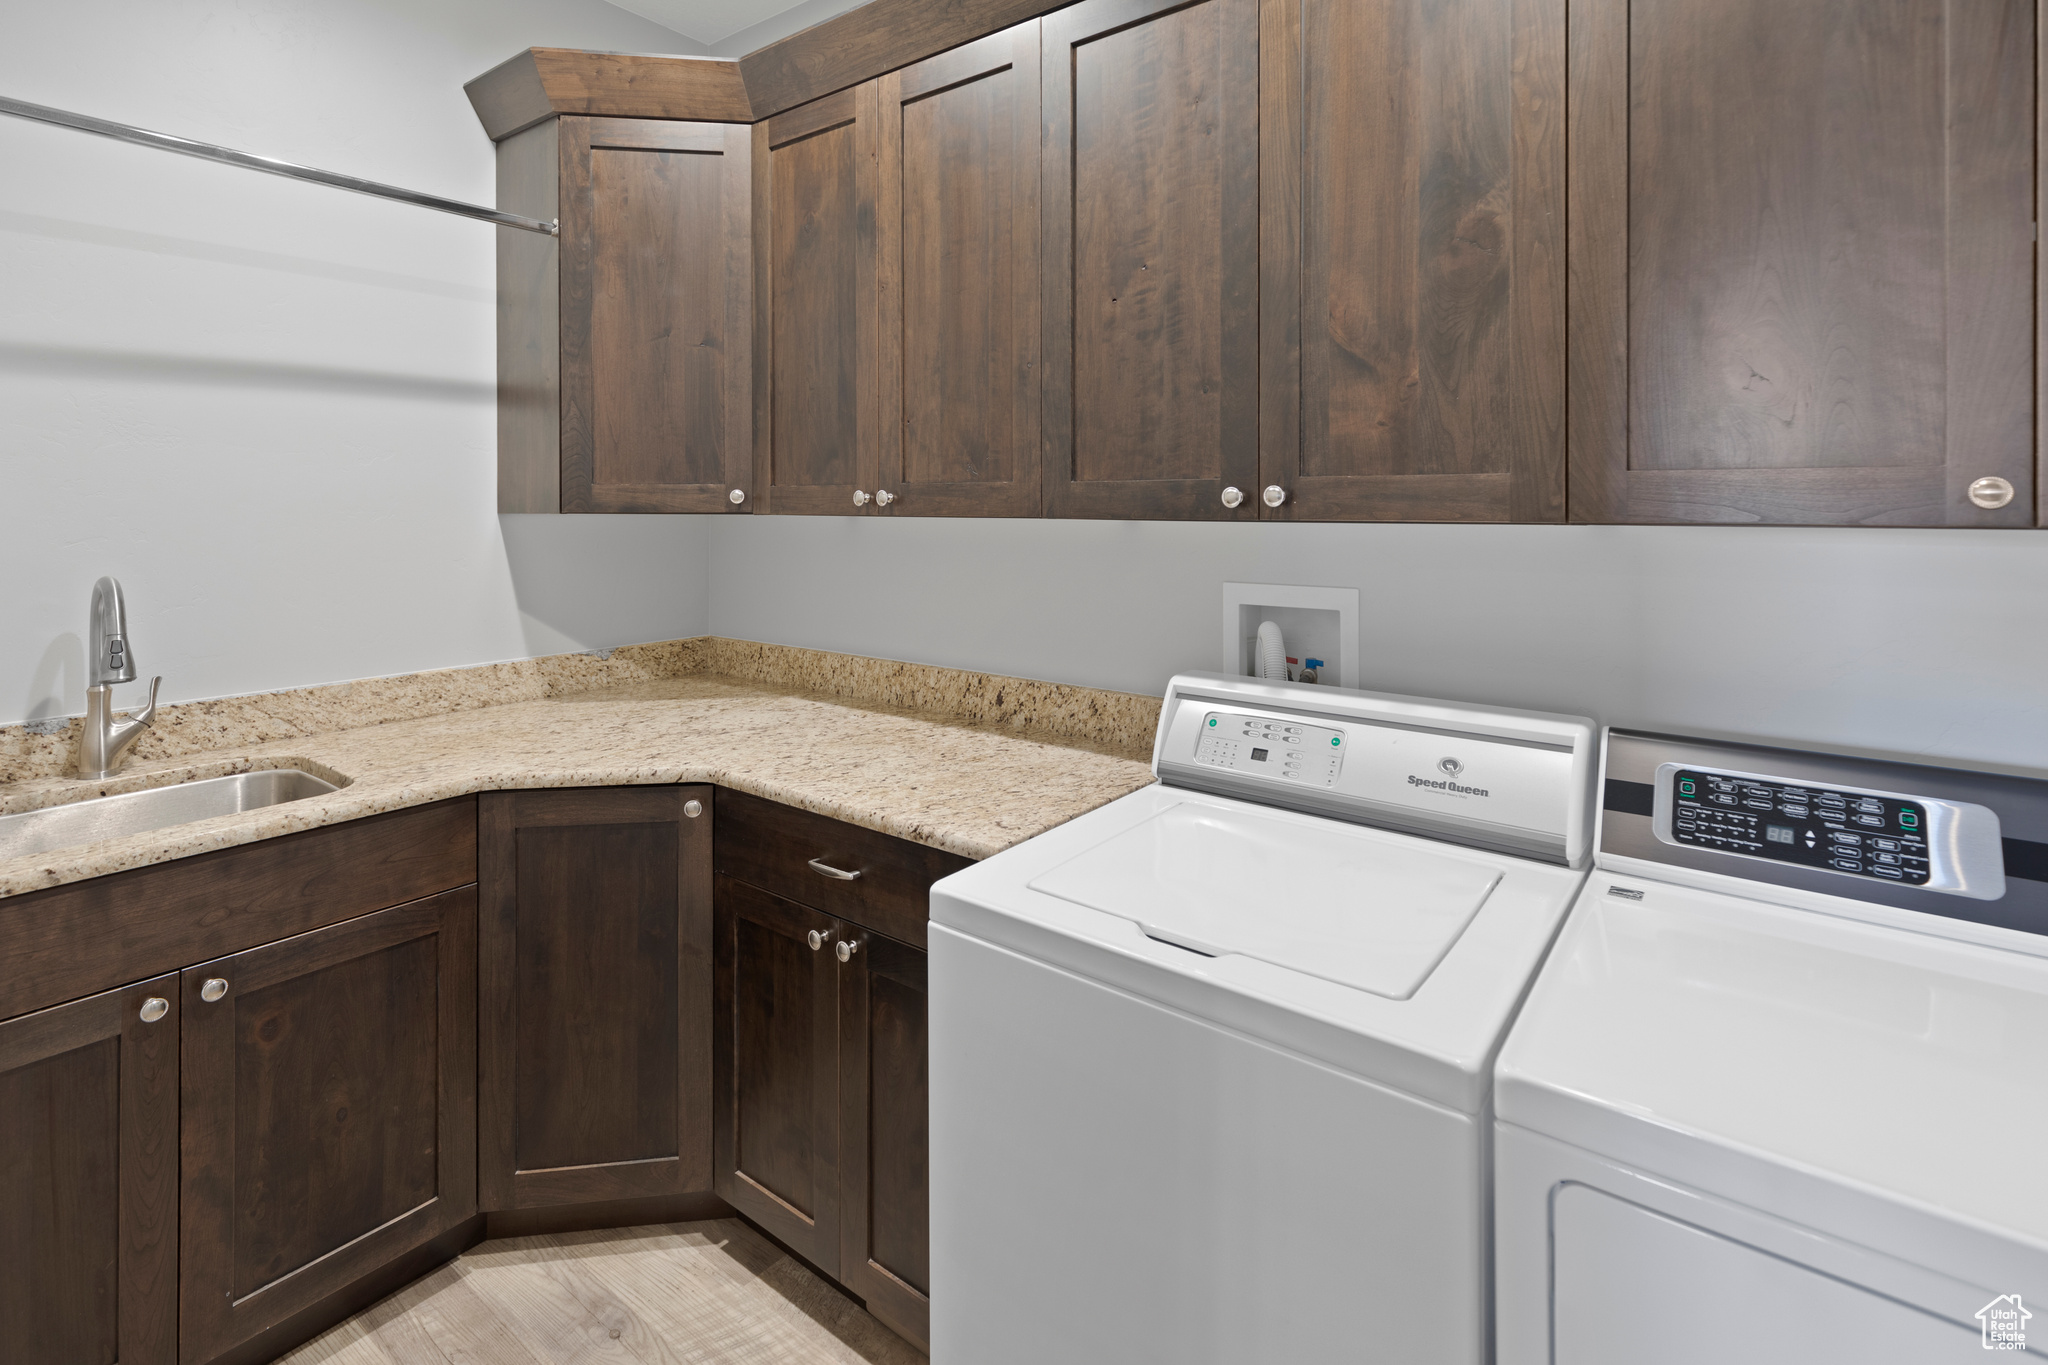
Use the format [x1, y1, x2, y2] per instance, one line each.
[0, 649, 1160, 899]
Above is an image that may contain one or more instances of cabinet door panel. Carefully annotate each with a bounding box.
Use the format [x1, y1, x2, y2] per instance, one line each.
[1043, 0, 1260, 520]
[713, 875, 842, 1275]
[179, 890, 476, 1364]
[754, 86, 881, 515]
[1569, 0, 2034, 524]
[1259, 0, 1563, 521]
[231, 936, 440, 1293]
[479, 787, 713, 1210]
[560, 118, 753, 513]
[877, 21, 1042, 516]
[839, 932, 930, 1351]
[0, 976, 177, 1365]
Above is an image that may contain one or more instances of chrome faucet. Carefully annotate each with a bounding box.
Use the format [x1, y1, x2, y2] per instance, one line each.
[79, 576, 160, 780]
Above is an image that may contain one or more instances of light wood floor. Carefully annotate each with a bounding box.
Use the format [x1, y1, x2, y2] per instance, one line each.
[277, 1220, 929, 1365]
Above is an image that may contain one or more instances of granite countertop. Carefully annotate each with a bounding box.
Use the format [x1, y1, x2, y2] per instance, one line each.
[0, 672, 1159, 899]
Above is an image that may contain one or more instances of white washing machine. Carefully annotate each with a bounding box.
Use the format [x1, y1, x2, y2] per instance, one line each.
[1496, 729, 2048, 1363]
[928, 673, 1599, 1364]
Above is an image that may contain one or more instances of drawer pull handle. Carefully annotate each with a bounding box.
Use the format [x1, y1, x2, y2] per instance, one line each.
[808, 858, 862, 882]
[836, 939, 860, 963]
[200, 978, 228, 1003]
[807, 929, 828, 951]
[139, 997, 169, 1024]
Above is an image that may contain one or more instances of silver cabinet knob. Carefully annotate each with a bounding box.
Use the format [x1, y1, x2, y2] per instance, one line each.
[684, 799, 702, 818]
[1968, 476, 2016, 509]
[1263, 485, 1288, 508]
[852, 489, 871, 507]
[200, 978, 228, 1003]
[836, 939, 860, 963]
[807, 857, 862, 881]
[807, 929, 828, 951]
[874, 489, 895, 507]
[139, 997, 169, 1023]
[727, 488, 746, 505]
[1220, 486, 1244, 508]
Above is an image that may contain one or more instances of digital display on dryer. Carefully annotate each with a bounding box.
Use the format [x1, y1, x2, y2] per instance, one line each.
[1670, 768, 1930, 885]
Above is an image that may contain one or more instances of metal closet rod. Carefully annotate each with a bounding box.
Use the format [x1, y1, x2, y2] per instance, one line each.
[1, 94, 558, 237]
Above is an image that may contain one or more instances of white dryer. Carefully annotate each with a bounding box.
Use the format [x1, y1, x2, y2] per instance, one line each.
[1496, 729, 2048, 1363]
[928, 673, 1598, 1364]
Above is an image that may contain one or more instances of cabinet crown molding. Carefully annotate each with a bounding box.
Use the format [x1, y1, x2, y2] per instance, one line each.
[465, 47, 753, 142]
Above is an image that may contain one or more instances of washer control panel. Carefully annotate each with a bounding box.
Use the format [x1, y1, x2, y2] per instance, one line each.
[1193, 711, 1345, 788]
[1668, 768, 1929, 884]
[1650, 762, 2006, 900]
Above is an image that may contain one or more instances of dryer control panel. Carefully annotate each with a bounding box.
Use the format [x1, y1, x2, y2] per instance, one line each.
[1193, 711, 1345, 787]
[1650, 762, 2004, 900]
[1666, 769, 1930, 885]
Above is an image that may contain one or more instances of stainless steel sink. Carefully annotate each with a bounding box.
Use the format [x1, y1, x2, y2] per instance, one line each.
[0, 769, 341, 861]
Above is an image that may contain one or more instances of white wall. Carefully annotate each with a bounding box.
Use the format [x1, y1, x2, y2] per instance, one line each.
[709, 519, 2048, 776]
[0, 0, 712, 727]
[8, 2, 2044, 782]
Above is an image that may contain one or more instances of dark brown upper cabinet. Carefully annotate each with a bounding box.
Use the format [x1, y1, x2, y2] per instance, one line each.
[1568, 0, 2037, 526]
[1041, 0, 1261, 520]
[478, 788, 714, 1212]
[0, 976, 178, 1365]
[876, 21, 1044, 517]
[497, 115, 754, 514]
[1258, 0, 1564, 522]
[178, 890, 478, 1365]
[753, 85, 883, 515]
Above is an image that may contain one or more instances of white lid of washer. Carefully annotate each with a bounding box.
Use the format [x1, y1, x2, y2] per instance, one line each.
[1029, 801, 1503, 1000]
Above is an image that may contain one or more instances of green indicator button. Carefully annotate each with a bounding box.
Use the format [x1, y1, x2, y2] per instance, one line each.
[1899, 810, 1919, 829]
[1679, 779, 1696, 797]
[1208, 717, 1217, 727]
[1330, 736, 1342, 747]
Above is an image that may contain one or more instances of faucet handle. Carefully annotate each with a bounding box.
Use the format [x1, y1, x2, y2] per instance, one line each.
[129, 676, 160, 727]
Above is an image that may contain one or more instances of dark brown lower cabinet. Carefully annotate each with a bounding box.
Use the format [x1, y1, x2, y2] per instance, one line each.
[0, 975, 178, 1365]
[713, 874, 844, 1274]
[478, 787, 714, 1210]
[714, 838, 942, 1352]
[178, 888, 477, 1364]
[836, 931, 931, 1344]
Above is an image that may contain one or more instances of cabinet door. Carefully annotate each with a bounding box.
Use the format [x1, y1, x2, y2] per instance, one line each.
[478, 787, 713, 1210]
[1569, 0, 2035, 525]
[1042, 0, 1260, 520]
[713, 875, 842, 1276]
[0, 976, 177, 1365]
[1258, 0, 1563, 522]
[753, 85, 881, 515]
[178, 890, 477, 1363]
[559, 117, 754, 513]
[876, 21, 1042, 517]
[838, 931, 930, 1351]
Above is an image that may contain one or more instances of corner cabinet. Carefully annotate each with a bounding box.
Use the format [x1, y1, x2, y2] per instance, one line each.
[714, 788, 968, 1352]
[477, 787, 715, 1210]
[1567, 0, 2037, 526]
[497, 116, 754, 514]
